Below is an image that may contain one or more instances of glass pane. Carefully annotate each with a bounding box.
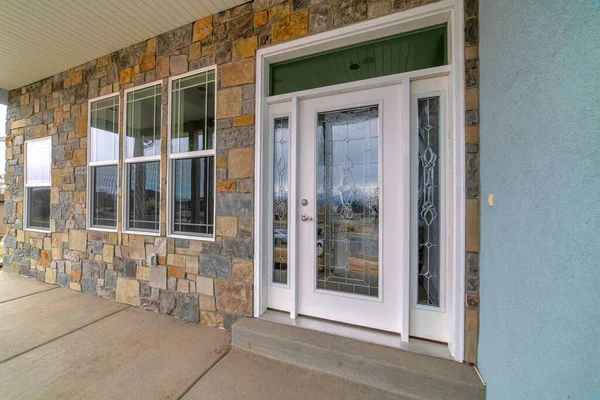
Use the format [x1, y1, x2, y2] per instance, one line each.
[90, 96, 119, 162]
[316, 106, 380, 297]
[27, 187, 50, 230]
[26, 138, 51, 185]
[270, 25, 447, 96]
[91, 165, 118, 228]
[128, 161, 160, 232]
[126, 85, 161, 158]
[272, 117, 289, 284]
[170, 71, 216, 153]
[172, 157, 214, 236]
[417, 97, 441, 307]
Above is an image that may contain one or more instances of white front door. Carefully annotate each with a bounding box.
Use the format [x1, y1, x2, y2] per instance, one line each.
[297, 85, 405, 333]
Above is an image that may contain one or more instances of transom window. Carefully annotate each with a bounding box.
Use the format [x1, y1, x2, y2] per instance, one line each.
[88, 95, 119, 230]
[168, 69, 216, 239]
[25, 137, 51, 231]
[124, 83, 161, 233]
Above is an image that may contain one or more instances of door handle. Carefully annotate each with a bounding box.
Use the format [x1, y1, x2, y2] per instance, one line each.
[300, 214, 313, 222]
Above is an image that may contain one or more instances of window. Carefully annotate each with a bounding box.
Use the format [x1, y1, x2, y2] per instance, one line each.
[272, 117, 289, 284]
[25, 138, 51, 230]
[88, 95, 119, 230]
[169, 69, 216, 238]
[124, 84, 161, 233]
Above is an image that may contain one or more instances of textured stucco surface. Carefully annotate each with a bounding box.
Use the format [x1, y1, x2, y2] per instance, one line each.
[478, 1, 600, 399]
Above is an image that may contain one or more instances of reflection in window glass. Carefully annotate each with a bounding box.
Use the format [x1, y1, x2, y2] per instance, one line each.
[90, 96, 119, 162]
[126, 85, 161, 158]
[27, 187, 50, 230]
[272, 117, 289, 284]
[128, 162, 160, 232]
[172, 157, 214, 236]
[170, 71, 215, 153]
[91, 165, 118, 228]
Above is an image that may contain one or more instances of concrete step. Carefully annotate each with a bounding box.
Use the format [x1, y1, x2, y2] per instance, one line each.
[232, 318, 485, 400]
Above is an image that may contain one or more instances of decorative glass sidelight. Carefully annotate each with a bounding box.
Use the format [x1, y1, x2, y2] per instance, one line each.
[316, 106, 380, 297]
[273, 117, 290, 284]
[417, 96, 441, 307]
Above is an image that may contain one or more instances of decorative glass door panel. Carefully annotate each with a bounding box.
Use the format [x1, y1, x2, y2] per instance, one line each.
[298, 85, 404, 333]
[316, 107, 380, 297]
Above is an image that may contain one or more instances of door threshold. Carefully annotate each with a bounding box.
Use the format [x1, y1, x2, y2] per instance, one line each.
[260, 309, 453, 360]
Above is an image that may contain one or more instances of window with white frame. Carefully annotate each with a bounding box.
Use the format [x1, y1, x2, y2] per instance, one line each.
[88, 95, 119, 230]
[169, 69, 216, 238]
[124, 84, 161, 233]
[25, 137, 51, 230]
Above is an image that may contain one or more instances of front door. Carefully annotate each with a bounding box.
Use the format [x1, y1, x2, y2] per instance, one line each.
[297, 85, 405, 333]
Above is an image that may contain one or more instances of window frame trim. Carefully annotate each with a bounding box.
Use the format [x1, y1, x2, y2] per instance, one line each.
[24, 136, 52, 232]
[87, 92, 120, 232]
[122, 81, 163, 235]
[167, 66, 218, 241]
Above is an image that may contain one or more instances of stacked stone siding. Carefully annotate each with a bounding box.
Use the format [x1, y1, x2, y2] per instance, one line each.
[3, 0, 480, 359]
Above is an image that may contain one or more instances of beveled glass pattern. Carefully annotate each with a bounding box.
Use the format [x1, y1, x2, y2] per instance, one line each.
[272, 117, 289, 284]
[417, 97, 441, 307]
[316, 106, 380, 297]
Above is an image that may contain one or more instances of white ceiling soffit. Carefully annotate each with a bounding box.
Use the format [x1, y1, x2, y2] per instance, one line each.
[0, 0, 247, 91]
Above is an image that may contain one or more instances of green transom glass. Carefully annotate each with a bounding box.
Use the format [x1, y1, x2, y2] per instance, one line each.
[269, 24, 447, 96]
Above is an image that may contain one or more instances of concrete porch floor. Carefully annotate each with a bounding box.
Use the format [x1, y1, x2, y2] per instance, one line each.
[0, 271, 405, 399]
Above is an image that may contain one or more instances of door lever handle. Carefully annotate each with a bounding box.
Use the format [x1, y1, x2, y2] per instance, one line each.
[300, 214, 313, 222]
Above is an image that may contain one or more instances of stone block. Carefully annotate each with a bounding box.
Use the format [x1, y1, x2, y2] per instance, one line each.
[149, 265, 167, 289]
[272, 11, 309, 44]
[197, 276, 214, 296]
[215, 279, 252, 316]
[221, 59, 255, 88]
[254, 10, 268, 28]
[227, 147, 254, 179]
[154, 237, 167, 257]
[70, 282, 82, 291]
[174, 292, 200, 322]
[216, 193, 253, 216]
[232, 259, 253, 282]
[185, 256, 199, 275]
[136, 266, 150, 281]
[199, 295, 216, 311]
[201, 311, 217, 327]
[216, 216, 238, 238]
[170, 54, 188, 76]
[159, 291, 176, 315]
[45, 268, 57, 285]
[367, 1, 390, 19]
[139, 54, 156, 72]
[232, 114, 254, 127]
[232, 37, 258, 61]
[167, 253, 186, 267]
[177, 279, 190, 293]
[168, 265, 186, 279]
[200, 254, 232, 278]
[157, 56, 169, 78]
[193, 16, 213, 42]
[68, 229, 87, 252]
[116, 277, 141, 306]
[105, 269, 117, 288]
[57, 273, 71, 288]
[123, 259, 137, 278]
[222, 239, 253, 259]
[157, 24, 192, 55]
[81, 276, 98, 295]
[217, 126, 254, 149]
[217, 87, 243, 119]
[39, 250, 52, 267]
[189, 42, 202, 61]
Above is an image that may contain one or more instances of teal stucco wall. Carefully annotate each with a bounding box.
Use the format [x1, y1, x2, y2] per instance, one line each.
[478, 1, 600, 399]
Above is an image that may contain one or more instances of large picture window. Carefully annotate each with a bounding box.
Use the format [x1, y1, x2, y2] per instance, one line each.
[169, 69, 216, 238]
[124, 83, 161, 233]
[25, 138, 51, 231]
[88, 95, 119, 230]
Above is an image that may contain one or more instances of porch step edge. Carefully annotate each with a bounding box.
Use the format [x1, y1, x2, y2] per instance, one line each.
[232, 318, 485, 400]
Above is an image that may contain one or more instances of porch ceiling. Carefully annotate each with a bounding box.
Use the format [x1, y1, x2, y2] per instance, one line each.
[0, 0, 246, 91]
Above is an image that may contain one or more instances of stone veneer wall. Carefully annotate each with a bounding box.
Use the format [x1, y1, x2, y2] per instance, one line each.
[4, 0, 480, 360]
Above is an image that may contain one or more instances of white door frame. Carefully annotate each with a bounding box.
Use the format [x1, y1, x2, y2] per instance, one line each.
[253, 0, 466, 362]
